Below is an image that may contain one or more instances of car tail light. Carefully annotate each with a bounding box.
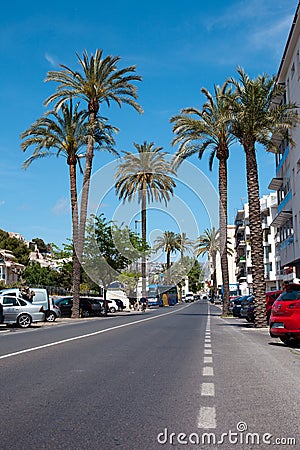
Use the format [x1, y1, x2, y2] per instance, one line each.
[39, 306, 44, 312]
[288, 303, 300, 310]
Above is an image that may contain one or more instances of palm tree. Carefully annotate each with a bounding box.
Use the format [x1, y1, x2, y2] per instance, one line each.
[171, 83, 235, 316]
[154, 231, 181, 284]
[177, 232, 193, 261]
[228, 67, 298, 327]
[194, 227, 220, 298]
[21, 101, 117, 317]
[115, 142, 176, 297]
[44, 49, 143, 317]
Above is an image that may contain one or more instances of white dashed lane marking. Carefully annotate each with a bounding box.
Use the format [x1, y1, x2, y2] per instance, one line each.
[198, 406, 216, 429]
[198, 303, 216, 429]
[201, 383, 215, 396]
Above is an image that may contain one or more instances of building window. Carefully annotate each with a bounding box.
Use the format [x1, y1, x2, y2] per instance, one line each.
[291, 62, 295, 79]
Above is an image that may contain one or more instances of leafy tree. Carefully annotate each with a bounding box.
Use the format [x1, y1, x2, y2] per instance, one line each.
[188, 259, 205, 293]
[0, 229, 30, 266]
[115, 141, 176, 297]
[44, 49, 143, 318]
[31, 238, 49, 254]
[228, 67, 298, 327]
[171, 83, 234, 316]
[83, 214, 145, 298]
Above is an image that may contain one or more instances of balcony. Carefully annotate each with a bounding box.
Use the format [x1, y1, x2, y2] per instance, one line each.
[278, 191, 292, 213]
[270, 210, 292, 228]
[268, 177, 283, 190]
[276, 146, 289, 175]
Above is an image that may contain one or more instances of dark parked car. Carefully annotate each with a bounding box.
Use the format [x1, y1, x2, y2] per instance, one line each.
[0, 302, 4, 324]
[54, 296, 106, 318]
[232, 295, 251, 317]
[239, 295, 254, 319]
[246, 290, 283, 323]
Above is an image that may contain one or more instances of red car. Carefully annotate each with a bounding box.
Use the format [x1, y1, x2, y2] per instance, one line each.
[265, 290, 283, 323]
[269, 284, 300, 345]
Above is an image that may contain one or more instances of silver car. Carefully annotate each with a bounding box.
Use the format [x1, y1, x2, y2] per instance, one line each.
[0, 295, 45, 328]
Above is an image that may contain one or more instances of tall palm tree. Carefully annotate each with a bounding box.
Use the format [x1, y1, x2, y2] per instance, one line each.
[177, 232, 193, 261]
[228, 67, 298, 327]
[115, 142, 176, 297]
[154, 231, 181, 284]
[194, 227, 220, 298]
[44, 49, 143, 317]
[21, 101, 117, 317]
[171, 83, 235, 316]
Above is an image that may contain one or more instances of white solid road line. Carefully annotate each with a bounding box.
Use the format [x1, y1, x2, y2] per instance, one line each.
[0, 303, 192, 360]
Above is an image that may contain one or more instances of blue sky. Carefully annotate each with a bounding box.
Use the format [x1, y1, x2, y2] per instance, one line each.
[0, 0, 298, 248]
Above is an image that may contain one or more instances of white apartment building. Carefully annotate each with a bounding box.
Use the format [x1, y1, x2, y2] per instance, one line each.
[234, 194, 279, 294]
[269, 2, 300, 284]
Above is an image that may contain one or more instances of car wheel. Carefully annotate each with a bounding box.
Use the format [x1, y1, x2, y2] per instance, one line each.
[45, 311, 56, 322]
[81, 310, 90, 318]
[109, 307, 116, 313]
[279, 336, 294, 345]
[17, 314, 32, 328]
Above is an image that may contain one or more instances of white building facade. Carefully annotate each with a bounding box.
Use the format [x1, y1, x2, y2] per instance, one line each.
[269, 3, 300, 284]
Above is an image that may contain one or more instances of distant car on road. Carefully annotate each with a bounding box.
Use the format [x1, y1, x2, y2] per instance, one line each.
[0, 295, 45, 328]
[185, 293, 194, 303]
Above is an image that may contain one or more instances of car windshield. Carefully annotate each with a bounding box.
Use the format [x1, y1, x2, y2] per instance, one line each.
[277, 291, 300, 301]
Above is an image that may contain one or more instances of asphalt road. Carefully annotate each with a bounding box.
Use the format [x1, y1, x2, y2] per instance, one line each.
[0, 301, 299, 450]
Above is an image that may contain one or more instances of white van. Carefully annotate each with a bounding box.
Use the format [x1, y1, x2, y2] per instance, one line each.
[0, 287, 60, 322]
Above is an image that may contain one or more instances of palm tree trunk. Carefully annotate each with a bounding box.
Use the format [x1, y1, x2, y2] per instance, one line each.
[245, 144, 266, 327]
[212, 252, 217, 298]
[68, 162, 81, 319]
[141, 185, 147, 298]
[219, 157, 230, 316]
[73, 111, 96, 317]
[166, 250, 171, 284]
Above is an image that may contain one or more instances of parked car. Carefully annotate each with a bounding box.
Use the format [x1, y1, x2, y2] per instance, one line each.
[185, 293, 194, 303]
[113, 299, 125, 311]
[0, 295, 45, 328]
[246, 290, 283, 323]
[239, 295, 254, 318]
[265, 290, 283, 323]
[229, 296, 241, 313]
[232, 295, 251, 317]
[54, 296, 105, 318]
[0, 287, 60, 322]
[0, 302, 4, 324]
[107, 299, 120, 313]
[269, 283, 300, 345]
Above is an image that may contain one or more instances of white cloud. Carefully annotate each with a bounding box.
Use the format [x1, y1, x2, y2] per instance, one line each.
[45, 52, 58, 67]
[52, 197, 69, 216]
